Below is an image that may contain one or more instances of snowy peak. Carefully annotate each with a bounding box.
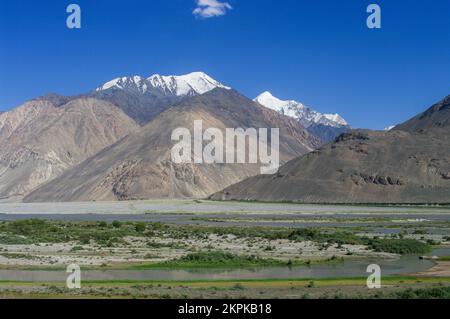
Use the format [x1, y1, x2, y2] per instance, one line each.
[96, 72, 230, 97]
[96, 76, 148, 93]
[147, 72, 230, 96]
[148, 72, 230, 96]
[254, 91, 306, 119]
[147, 74, 178, 95]
[321, 113, 348, 127]
[255, 91, 296, 108]
[254, 91, 348, 128]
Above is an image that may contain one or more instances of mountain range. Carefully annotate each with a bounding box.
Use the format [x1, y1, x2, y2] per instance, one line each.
[25, 89, 320, 202]
[90, 72, 230, 125]
[1, 70, 447, 204]
[0, 72, 332, 201]
[211, 95, 450, 204]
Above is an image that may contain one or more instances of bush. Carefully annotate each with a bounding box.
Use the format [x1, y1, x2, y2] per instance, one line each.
[366, 238, 431, 255]
[112, 221, 122, 228]
[98, 221, 108, 228]
[389, 287, 450, 299]
[135, 223, 146, 233]
[145, 251, 286, 268]
[0, 220, 140, 245]
[284, 228, 432, 255]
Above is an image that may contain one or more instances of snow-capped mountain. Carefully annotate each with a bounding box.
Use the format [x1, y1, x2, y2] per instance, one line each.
[96, 72, 230, 97]
[96, 76, 149, 94]
[93, 73, 347, 143]
[92, 72, 230, 124]
[254, 91, 348, 128]
[254, 91, 349, 143]
[148, 72, 230, 96]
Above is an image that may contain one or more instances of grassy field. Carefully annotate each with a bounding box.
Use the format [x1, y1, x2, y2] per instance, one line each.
[0, 276, 449, 299]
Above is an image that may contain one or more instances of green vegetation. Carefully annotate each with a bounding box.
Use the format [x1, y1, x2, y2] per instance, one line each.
[438, 256, 450, 261]
[0, 253, 38, 260]
[112, 221, 122, 228]
[262, 228, 432, 255]
[368, 238, 431, 254]
[0, 219, 145, 246]
[385, 286, 450, 299]
[0, 233, 30, 245]
[132, 251, 344, 270]
[132, 251, 289, 269]
[275, 229, 431, 254]
[0, 276, 449, 299]
[0, 219, 432, 255]
[135, 223, 146, 233]
[0, 209, 447, 299]
[159, 224, 431, 254]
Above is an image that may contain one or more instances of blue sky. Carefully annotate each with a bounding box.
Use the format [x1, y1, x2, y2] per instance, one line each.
[0, 0, 449, 129]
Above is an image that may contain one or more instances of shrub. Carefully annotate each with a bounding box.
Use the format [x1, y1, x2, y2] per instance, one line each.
[98, 221, 108, 228]
[389, 287, 450, 299]
[366, 238, 431, 255]
[135, 223, 146, 233]
[112, 221, 122, 228]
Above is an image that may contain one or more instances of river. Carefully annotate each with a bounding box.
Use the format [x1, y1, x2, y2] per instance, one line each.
[1, 249, 448, 282]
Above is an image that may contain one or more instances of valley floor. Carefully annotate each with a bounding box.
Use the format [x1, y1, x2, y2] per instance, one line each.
[0, 200, 449, 299]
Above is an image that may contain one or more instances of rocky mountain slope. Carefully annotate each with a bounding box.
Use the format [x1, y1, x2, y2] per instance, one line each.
[211, 95, 450, 204]
[0, 96, 138, 199]
[394, 95, 450, 132]
[25, 89, 321, 202]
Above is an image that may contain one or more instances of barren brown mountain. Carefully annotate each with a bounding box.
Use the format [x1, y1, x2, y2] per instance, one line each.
[25, 89, 321, 202]
[0, 96, 138, 199]
[211, 95, 450, 204]
[90, 86, 182, 125]
[395, 95, 450, 132]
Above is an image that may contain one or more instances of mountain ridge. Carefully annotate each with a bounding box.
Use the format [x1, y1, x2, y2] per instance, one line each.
[24, 88, 321, 202]
[0, 71, 349, 202]
[95, 72, 230, 97]
[254, 91, 349, 143]
[90, 72, 230, 125]
[0, 97, 139, 199]
[254, 91, 348, 127]
[211, 95, 450, 204]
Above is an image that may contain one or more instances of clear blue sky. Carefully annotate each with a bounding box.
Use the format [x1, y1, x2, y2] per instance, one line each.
[0, 0, 449, 129]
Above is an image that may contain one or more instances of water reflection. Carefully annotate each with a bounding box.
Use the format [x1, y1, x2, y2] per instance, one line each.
[1, 249, 447, 282]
